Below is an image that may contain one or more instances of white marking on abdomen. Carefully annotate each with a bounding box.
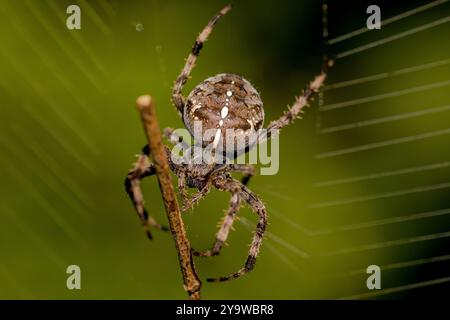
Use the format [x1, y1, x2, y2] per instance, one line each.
[221, 106, 229, 118]
[213, 128, 222, 148]
[218, 90, 232, 129]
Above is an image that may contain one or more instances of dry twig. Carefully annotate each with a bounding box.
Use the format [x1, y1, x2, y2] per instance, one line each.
[136, 95, 202, 300]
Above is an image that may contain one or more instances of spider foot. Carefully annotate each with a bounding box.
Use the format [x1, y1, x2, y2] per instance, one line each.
[206, 267, 248, 283]
[144, 217, 169, 239]
[192, 242, 222, 257]
[143, 227, 153, 240]
[206, 255, 256, 282]
[192, 249, 212, 257]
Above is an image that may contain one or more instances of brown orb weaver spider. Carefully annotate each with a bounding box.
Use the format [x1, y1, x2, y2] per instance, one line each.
[125, 4, 332, 282]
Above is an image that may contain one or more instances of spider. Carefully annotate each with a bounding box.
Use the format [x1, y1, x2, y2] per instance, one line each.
[125, 4, 332, 282]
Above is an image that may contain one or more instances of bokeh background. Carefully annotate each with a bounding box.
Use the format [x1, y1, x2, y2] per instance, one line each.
[0, 0, 449, 299]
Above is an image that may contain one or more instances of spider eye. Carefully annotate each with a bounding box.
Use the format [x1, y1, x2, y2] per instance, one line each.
[183, 73, 264, 157]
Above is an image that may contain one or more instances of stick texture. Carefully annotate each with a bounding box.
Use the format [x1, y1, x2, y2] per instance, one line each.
[136, 95, 202, 300]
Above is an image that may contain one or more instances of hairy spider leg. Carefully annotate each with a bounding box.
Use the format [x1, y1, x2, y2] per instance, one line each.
[172, 4, 232, 115]
[259, 59, 334, 143]
[176, 171, 190, 209]
[207, 176, 267, 282]
[124, 145, 169, 239]
[193, 164, 255, 257]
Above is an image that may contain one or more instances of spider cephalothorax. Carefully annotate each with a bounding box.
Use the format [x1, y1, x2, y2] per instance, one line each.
[184, 73, 264, 155]
[125, 4, 332, 283]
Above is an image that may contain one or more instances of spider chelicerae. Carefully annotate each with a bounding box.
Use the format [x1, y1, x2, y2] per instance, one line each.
[125, 4, 332, 282]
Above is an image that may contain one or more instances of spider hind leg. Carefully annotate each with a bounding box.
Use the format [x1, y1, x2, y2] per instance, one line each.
[206, 176, 267, 282]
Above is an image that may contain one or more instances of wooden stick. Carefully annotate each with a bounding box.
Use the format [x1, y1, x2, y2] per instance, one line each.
[136, 95, 202, 300]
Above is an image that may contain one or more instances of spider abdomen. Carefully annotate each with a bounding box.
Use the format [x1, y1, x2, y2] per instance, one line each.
[183, 73, 264, 157]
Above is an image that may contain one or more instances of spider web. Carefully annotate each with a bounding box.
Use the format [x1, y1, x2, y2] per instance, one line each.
[307, 0, 450, 299]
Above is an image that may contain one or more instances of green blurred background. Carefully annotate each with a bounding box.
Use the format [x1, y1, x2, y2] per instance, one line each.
[0, 0, 449, 299]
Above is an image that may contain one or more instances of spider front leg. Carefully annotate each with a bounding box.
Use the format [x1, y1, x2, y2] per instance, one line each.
[124, 145, 169, 239]
[207, 175, 267, 282]
[171, 4, 232, 114]
[193, 165, 255, 257]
